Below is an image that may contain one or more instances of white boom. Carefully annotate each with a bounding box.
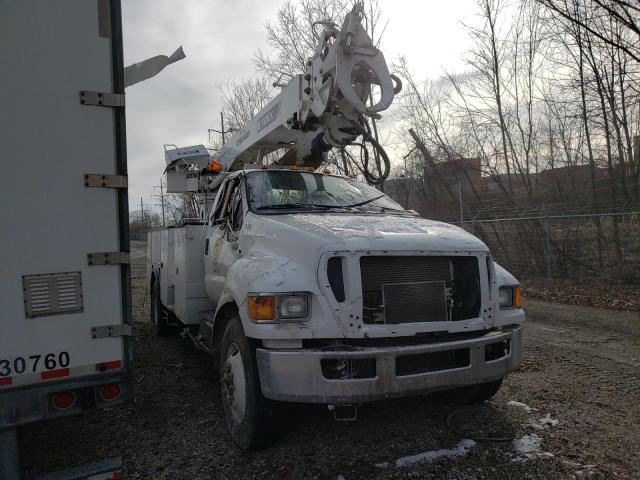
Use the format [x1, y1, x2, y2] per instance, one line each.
[164, 2, 400, 194]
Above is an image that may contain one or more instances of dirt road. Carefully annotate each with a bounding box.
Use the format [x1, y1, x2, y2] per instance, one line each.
[19, 244, 640, 479]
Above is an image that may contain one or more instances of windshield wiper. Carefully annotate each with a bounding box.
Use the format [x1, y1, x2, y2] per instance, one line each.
[255, 203, 317, 210]
[255, 195, 388, 212]
[340, 194, 387, 209]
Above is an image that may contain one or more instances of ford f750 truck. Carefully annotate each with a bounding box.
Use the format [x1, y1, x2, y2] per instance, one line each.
[148, 164, 524, 449]
[147, 2, 524, 450]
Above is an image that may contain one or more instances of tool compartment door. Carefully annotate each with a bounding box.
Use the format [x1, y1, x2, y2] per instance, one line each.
[0, 0, 130, 388]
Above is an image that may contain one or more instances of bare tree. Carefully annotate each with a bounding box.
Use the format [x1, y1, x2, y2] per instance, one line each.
[254, 0, 383, 82]
[218, 78, 275, 133]
[537, 0, 640, 62]
[166, 193, 201, 224]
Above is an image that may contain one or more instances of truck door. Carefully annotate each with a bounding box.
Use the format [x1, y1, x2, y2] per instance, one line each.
[204, 177, 244, 304]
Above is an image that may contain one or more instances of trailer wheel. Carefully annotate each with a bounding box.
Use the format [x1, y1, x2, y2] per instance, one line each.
[220, 315, 280, 449]
[444, 379, 503, 404]
[151, 280, 170, 337]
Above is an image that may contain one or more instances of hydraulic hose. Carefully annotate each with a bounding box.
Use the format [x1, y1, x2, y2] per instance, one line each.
[349, 116, 391, 185]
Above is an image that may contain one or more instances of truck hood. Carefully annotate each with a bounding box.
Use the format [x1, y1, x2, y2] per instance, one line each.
[245, 212, 488, 253]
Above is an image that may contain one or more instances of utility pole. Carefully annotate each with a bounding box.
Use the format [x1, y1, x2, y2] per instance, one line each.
[458, 177, 464, 228]
[159, 178, 165, 227]
[208, 112, 232, 147]
[220, 112, 226, 145]
[140, 197, 144, 225]
[152, 178, 166, 227]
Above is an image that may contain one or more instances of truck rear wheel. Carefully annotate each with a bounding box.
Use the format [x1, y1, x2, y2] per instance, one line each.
[150, 280, 170, 337]
[220, 315, 280, 449]
[444, 379, 503, 404]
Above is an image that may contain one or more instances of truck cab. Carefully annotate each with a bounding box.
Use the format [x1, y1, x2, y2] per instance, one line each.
[149, 166, 523, 449]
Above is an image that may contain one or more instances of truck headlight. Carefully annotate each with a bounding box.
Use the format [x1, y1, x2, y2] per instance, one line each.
[499, 286, 522, 309]
[279, 294, 309, 319]
[247, 293, 310, 322]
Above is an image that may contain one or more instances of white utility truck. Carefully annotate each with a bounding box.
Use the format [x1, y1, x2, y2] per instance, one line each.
[1, 1, 132, 477]
[148, 3, 524, 450]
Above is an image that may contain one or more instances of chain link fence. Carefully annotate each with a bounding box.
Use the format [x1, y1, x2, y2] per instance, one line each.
[464, 211, 640, 283]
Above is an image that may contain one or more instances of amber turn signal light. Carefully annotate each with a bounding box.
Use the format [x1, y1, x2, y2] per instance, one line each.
[248, 296, 276, 321]
[208, 159, 223, 173]
[514, 287, 522, 309]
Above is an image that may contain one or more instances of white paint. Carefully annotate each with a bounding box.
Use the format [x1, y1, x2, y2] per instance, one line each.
[376, 439, 476, 469]
[507, 400, 537, 413]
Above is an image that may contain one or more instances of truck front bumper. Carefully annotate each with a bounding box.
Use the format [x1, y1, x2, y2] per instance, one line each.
[256, 326, 522, 404]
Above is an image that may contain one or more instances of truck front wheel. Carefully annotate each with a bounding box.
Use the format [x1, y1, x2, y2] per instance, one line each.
[150, 280, 170, 337]
[220, 315, 280, 449]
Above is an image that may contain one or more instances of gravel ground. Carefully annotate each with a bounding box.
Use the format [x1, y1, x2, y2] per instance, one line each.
[18, 242, 640, 479]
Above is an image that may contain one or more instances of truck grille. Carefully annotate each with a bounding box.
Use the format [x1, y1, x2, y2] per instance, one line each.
[360, 256, 481, 324]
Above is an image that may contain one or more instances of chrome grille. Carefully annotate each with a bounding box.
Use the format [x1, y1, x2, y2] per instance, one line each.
[360, 255, 481, 324]
[360, 256, 451, 290]
[383, 281, 447, 324]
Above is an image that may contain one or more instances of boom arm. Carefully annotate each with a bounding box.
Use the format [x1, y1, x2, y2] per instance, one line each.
[219, 2, 400, 178]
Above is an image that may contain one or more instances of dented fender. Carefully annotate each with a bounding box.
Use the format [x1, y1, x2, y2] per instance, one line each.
[220, 252, 344, 340]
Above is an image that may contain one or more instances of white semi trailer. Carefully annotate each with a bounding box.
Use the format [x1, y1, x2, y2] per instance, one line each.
[148, 3, 525, 450]
[0, 1, 132, 477]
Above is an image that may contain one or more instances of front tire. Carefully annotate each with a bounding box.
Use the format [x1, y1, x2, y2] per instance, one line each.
[220, 315, 280, 449]
[150, 279, 170, 337]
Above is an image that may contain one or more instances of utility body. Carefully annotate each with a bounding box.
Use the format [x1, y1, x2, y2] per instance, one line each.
[147, 3, 524, 449]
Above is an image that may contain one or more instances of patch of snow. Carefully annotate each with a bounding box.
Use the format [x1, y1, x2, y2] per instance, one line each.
[512, 434, 554, 461]
[530, 413, 560, 430]
[376, 439, 476, 469]
[507, 400, 537, 412]
[538, 413, 559, 427]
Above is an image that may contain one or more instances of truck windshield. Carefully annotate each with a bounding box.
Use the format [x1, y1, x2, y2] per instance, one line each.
[246, 170, 404, 212]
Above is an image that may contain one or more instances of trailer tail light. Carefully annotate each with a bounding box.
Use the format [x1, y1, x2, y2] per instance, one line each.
[0, 377, 12, 387]
[52, 391, 76, 410]
[100, 383, 121, 402]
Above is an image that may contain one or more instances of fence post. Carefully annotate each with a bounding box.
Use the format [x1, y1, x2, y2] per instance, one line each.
[544, 215, 551, 279]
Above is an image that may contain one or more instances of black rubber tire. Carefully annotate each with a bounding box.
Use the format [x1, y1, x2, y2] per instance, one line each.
[150, 280, 170, 337]
[444, 379, 503, 404]
[220, 315, 280, 450]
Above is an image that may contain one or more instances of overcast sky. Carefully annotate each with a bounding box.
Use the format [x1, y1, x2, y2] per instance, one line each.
[122, 0, 478, 214]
